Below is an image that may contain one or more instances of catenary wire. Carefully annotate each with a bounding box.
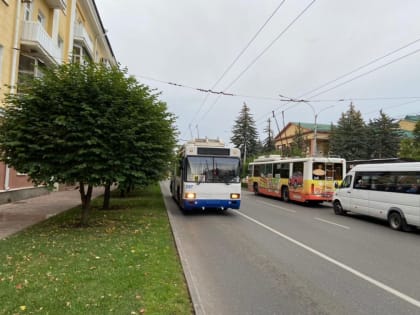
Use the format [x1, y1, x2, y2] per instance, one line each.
[197, 0, 318, 123]
[183, 0, 287, 138]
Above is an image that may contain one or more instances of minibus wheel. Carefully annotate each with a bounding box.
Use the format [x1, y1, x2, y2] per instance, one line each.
[388, 211, 409, 231]
[333, 201, 344, 215]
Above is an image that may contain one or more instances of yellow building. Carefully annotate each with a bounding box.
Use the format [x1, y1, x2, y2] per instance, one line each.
[399, 115, 419, 133]
[274, 122, 332, 157]
[0, 0, 116, 199]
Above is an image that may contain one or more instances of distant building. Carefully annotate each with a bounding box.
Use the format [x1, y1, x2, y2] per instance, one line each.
[274, 122, 332, 157]
[0, 0, 116, 201]
[398, 115, 419, 138]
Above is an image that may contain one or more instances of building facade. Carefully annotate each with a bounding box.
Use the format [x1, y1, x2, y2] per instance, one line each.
[0, 0, 116, 195]
[398, 115, 419, 133]
[274, 122, 332, 157]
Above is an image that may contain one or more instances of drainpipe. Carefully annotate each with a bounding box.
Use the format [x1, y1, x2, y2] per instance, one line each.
[5, 0, 22, 190]
[67, 0, 77, 62]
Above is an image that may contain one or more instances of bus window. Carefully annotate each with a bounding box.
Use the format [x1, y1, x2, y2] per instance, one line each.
[254, 164, 262, 177]
[279, 163, 290, 178]
[248, 164, 253, 177]
[313, 163, 326, 179]
[265, 163, 273, 178]
[291, 162, 303, 187]
[333, 164, 343, 180]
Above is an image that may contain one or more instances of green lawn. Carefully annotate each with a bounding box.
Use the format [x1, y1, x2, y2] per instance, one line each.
[0, 184, 193, 315]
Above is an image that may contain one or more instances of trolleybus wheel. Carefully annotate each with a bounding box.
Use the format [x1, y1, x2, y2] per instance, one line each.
[282, 187, 289, 202]
[253, 183, 259, 195]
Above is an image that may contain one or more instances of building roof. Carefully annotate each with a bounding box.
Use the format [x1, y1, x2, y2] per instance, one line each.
[291, 122, 332, 132]
[403, 115, 420, 122]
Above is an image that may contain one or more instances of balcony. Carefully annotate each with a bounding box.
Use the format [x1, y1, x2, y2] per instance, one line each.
[73, 24, 94, 58]
[45, 0, 67, 10]
[20, 21, 62, 65]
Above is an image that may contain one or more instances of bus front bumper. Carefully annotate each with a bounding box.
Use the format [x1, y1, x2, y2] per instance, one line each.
[182, 199, 241, 210]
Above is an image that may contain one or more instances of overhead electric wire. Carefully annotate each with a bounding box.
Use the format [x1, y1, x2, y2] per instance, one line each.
[300, 37, 420, 98]
[307, 47, 420, 100]
[182, 0, 287, 138]
[263, 36, 420, 127]
[198, 0, 318, 122]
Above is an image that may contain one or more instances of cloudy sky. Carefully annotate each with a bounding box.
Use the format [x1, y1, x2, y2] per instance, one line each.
[96, 0, 420, 144]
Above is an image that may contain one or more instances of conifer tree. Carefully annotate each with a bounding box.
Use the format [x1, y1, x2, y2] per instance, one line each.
[329, 103, 368, 160]
[230, 103, 259, 163]
[366, 110, 402, 158]
[263, 118, 276, 153]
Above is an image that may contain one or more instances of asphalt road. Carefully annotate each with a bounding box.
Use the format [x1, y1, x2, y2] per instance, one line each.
[161, 182, 420, 315]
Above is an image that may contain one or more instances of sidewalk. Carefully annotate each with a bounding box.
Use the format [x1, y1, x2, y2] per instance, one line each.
[0, 187, 104, 239]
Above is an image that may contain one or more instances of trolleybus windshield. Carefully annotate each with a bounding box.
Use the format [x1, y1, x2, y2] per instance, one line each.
[185, 156, 240, 184]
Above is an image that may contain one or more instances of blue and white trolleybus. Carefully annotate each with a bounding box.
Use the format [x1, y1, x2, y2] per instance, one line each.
[170, 138, 241, 211]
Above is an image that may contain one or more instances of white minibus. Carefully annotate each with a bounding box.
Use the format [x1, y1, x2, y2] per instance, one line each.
[333, 162, 420, 231]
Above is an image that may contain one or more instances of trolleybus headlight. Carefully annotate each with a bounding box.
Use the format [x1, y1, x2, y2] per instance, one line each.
[185, 192, 196, 199]
[230, 193, 240, 199]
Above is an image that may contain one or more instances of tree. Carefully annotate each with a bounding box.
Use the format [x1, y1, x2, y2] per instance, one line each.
[399, 120, 420, 160]
[329, 103, 368, 160]
[231, 102, 259, 163]
[290, 123, 307, 157]
[366, 110, 402, 158]
[0, 62, 176, 225]
[262, 118, 276, 153]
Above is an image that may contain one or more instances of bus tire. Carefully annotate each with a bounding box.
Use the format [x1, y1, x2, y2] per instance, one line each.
[333, 200, 344, 215]
[282, 187, 289, 202]
[388, 211, 410, 231]
[253, 183, 259, 195]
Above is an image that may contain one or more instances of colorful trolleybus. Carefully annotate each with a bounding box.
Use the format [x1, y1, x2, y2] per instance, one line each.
[248, 155, 346, 203]
[170, 138, 241, 211]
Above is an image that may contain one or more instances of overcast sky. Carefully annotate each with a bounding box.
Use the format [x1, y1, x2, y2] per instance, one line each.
[96, 0, 420, 144]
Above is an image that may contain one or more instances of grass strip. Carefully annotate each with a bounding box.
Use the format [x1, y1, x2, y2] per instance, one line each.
[0, 184, 193, 315]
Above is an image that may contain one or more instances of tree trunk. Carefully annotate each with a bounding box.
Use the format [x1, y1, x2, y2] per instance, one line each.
[79, 182, 93, 226]
[102, 182, 111, 210]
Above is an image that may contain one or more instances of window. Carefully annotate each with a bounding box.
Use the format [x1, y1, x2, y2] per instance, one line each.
[313, 163, 326, 180]
[37, 10, 46, 29]
[57, 35, 64, 62]
[341, 175, 352, 188]
[290, 162, 303, 187]
[185, 156, 240, 183]
[353, 171, 419, 194]
[72, 45, 92, 64]
[24, 3, 32, 21]
[274, 163, 289, 178]
[18, 55, 46, 90]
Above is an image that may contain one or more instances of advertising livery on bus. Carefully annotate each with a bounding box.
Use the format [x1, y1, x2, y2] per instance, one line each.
[248, 155, 346, 204]
[170, 138, 241, 211]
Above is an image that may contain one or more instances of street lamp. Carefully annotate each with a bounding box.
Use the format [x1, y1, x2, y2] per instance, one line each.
[304, 102, 334, 157]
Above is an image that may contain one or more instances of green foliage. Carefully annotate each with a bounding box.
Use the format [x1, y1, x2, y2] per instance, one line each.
[290, 123, 307, 157]
[329, 103, 368, 160]
[0, 63, 177, 224]
[399, 120, 420, 160]
[230, 103, 259, 162]
[366, 110, 402, 159]
[262, 118, 276, 153]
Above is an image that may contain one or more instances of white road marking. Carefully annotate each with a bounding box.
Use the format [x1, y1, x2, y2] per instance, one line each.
[237, 211, 420, 309]
[257, 201, 297, 213]
[314, 217, 350, 229]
